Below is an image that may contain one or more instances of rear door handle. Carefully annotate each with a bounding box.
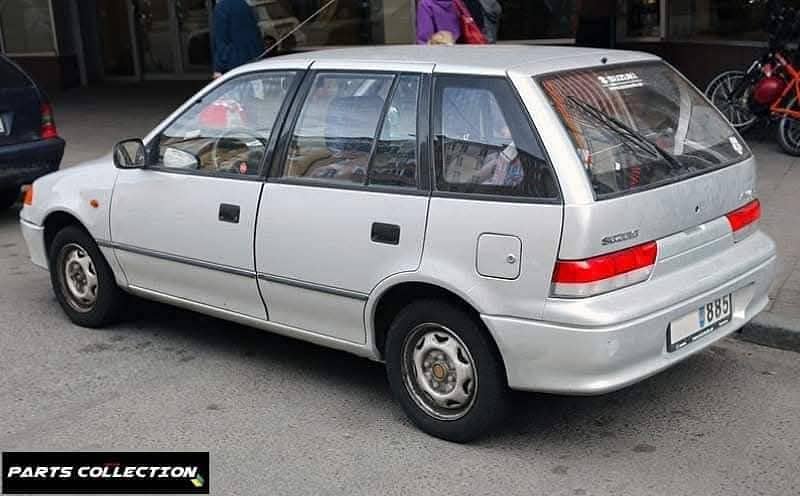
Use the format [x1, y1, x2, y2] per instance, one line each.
[371, 222, 400, 245]
[219, 203, 240, 223]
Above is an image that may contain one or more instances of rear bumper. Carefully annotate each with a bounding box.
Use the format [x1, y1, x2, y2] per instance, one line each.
[0, 137, 64, 189]
[483, 230, 777, 395]
[20, 218, 48, 270]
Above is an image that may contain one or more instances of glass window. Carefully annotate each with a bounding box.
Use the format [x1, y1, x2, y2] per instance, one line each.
[540, 62, 750, 199]
[0, 0, 56, 54]
[0, 57, 31, 87]
[498, 1, 577, 40]
[434, 76, 559, 199]
[620, 0, 662, 38]
[154, 72, 296, 176]
[283, 72, 393, 185]
[669, 0, 800, 41]
[369, 75, 420, 188]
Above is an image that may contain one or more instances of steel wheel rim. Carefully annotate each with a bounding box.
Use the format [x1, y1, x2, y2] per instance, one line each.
[709, 72, 756, 128]
[58, 243, 98, 312]
[401, 323, 477, 421]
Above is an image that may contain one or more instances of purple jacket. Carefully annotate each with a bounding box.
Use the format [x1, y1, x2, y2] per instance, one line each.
[416, 0, 461, 44]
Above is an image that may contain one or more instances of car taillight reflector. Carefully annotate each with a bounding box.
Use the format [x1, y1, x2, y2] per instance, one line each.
[726, 199, 760, 241]
[551, 241, 658, 298]
[40, 103, 58, 139]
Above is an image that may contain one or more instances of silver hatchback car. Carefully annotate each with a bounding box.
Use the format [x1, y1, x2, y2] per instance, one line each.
[20, 46, 776, 442]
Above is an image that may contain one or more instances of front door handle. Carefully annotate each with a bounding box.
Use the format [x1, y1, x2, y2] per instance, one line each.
[371, 222, 400, 245]
[219, 203, 240, 223]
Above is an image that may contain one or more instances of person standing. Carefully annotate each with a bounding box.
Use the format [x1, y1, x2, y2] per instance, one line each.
[416, 0, 461, 44]
[212, 0, 265, 78]
[479, 0, 502, 43]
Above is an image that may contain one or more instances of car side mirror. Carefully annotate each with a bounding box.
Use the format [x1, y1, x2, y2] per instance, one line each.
[113, 139, 147, 169]
[162, 147, 199, 170]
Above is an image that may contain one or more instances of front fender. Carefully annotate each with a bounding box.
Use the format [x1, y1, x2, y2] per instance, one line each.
[21, 154, 117, 242]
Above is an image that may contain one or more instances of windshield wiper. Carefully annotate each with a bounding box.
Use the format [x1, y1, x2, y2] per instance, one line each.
[566, 96, 683, 171]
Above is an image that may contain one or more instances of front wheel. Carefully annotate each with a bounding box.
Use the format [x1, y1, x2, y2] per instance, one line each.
[777, 97, 800, 156]
[385, 300, 510, 442]
[706, 70, 758, 132]
[49, 226, 126, 327]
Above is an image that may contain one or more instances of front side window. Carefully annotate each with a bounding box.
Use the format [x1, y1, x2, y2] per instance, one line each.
[434, 76, 558, 200]
[540, 62, 750, 199]
[154, 71, 296, 176]
[282, 72, 394, 185]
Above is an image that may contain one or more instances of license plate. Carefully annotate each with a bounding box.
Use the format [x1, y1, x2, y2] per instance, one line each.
[668, 294, 732, 352]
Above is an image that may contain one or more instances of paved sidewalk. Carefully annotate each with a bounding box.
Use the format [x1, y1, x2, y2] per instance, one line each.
[48, 85, 800, 344]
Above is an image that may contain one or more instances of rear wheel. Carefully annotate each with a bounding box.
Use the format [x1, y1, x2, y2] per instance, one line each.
[49, 226, 126, 327]
[706, 70, 757, 132]
[0, 188, 19, 209]
[385, 300, 509, 442]
[777, 97, 800, 156]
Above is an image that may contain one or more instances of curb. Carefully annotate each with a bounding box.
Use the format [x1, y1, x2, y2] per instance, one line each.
[736, 312, 800, 353]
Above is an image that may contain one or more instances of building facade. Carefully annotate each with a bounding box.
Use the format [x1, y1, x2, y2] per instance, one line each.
[0, 0, 792, 91]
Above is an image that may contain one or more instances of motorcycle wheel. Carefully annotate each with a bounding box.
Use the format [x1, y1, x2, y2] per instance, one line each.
[777, 97, 800, 156]
[706, 70, 758, 132]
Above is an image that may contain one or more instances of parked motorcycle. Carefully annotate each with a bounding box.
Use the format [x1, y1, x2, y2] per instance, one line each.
[706, 6, 800, 155]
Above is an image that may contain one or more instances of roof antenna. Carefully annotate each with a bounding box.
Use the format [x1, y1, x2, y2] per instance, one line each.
[253, 0, 338, 61]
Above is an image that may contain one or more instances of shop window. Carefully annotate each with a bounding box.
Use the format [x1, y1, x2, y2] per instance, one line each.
[619, 0, 663, 39]
[0, 0, 57, 54]
[669, 0, 800, 41]
[498, 1, 578, 40]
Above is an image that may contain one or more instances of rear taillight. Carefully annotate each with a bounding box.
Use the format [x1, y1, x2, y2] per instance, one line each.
[551, 241, 658, 298]
[726, 199, 760, 242]
[40, 103, 58, 139]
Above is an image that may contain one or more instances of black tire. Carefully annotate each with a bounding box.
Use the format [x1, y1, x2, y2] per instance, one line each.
[777, 97, 800, 156]
[705, 70, 757, 132]
[385, 300, 510, 442]
[48, 225, 126, 328]
[0, 188, 19, 209]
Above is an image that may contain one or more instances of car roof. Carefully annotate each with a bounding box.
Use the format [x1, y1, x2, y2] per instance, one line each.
[240, 45, 661, 76]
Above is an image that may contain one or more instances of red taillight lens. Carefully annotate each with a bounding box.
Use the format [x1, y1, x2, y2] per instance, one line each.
[552, 241, 658, 298]
[40, 103, 58, 139]
[726, 199, 760, 240]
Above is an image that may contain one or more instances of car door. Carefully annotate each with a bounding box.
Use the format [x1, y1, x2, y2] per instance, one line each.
[110, 70, 300, 319]
[420, 74, 563, 320]
[255, 68, 432, 343]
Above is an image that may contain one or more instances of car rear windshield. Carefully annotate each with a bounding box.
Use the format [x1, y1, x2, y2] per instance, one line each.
[539, 61, 750, 199]
[0, 57, 32, 88]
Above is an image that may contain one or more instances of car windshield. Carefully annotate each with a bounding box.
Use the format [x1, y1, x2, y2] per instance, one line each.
[539, 61, 750, 199]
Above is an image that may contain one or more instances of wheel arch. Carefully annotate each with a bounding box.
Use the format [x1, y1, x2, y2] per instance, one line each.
[368, 279, 508, 382]
[43, 210, 91, 257]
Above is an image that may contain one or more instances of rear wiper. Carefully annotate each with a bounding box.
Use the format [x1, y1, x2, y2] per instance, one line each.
[566, 96, 682, 171]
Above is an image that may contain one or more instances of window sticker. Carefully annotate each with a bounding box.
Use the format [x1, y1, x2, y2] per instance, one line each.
[597, 72, 644, 91]
[729, 136, 744, 155]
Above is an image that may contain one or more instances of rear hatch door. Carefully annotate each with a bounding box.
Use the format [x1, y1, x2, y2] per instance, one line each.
[539, 61, 756, 266]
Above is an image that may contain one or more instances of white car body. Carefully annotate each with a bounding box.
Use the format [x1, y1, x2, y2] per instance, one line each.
[21, 46, 776, 403]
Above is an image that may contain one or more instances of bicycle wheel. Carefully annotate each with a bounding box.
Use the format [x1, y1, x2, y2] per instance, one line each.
[706, 70, 758, 132]
[777, 97, 800, 155]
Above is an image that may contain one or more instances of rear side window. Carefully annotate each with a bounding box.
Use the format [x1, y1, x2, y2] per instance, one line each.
[0, 57, 31, 88]
[433, 75, 558, 200]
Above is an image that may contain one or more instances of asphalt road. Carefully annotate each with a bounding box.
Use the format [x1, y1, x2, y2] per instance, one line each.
[1, 205, 799, 496]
